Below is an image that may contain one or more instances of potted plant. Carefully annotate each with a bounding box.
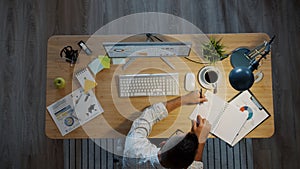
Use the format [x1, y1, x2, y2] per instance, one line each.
[199, 37, 227, 92]
[202, 37, 227, 64]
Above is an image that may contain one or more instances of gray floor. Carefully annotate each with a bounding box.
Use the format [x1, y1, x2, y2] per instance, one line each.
[1, 0, 299, 169]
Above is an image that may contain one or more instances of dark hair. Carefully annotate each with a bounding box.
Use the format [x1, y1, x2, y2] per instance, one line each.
[159, 132, 198, 168]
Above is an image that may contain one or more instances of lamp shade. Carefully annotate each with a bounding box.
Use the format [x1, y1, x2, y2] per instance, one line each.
[229, 66, 254, 91]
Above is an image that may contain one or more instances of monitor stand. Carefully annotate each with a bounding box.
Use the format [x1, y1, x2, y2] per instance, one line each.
[160, 57, 175, 69]
[122, 57, 175, 70]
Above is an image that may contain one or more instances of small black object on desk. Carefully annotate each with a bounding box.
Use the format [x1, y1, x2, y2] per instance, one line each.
[60, 46, 78, 66]
[78, 40, 92, 55]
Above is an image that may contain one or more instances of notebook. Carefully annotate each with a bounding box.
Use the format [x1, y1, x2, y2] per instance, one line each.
[75, 68, 97, 93]
[190, 90, 248, 146]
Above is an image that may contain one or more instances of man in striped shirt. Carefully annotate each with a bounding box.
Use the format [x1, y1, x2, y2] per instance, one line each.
[123, 91, 211, 169]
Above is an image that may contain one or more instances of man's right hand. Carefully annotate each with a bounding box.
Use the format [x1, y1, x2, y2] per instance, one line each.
[181, 90, 208, 105]
[191, 115, 211, 143]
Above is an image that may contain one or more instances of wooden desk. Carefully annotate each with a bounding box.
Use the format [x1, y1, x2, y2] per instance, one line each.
[46, 33, 274, 139]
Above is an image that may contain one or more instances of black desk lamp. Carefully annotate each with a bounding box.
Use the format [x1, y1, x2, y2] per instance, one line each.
[229, 36, 275, 91]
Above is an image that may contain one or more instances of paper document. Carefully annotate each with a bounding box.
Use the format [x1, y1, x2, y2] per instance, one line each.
[190, 91, 248, 146]
[47, 87, 104, 136]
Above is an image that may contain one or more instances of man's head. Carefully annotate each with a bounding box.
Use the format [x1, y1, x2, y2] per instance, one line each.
[158, 132, 198, 168]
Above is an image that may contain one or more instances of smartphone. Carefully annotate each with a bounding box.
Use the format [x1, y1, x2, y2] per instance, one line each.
[78, 40, 92, 55]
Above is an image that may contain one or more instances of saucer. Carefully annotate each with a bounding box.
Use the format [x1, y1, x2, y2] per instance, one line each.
[198, 66, 222, 90]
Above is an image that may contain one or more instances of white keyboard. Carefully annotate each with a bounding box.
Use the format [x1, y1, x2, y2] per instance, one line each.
[118, 73, 179, 97]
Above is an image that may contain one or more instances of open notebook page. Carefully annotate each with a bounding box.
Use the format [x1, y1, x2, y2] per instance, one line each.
[190, 91, 248, 146]
[212, 103, 248, 145]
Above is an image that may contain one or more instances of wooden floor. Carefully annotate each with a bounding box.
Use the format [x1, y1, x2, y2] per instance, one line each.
[1, 0, 299, 169]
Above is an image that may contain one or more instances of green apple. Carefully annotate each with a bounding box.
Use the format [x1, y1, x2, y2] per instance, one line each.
[54, 77, 66, 89]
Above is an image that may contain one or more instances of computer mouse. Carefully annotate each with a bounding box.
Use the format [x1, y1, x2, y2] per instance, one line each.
[185, 72, 195, 91]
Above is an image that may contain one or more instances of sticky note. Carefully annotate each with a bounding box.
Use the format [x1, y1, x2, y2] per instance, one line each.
[99, 55, 111, 68]
[112, 58, 126, 65]
[84, 79, 97, 93]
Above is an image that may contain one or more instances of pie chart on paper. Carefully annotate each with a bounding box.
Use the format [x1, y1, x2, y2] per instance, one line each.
[240, 106, 253, 120]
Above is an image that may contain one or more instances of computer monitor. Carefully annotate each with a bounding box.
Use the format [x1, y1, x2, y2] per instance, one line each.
[103, 41, 192, 58]
[103, 41, 192, 70]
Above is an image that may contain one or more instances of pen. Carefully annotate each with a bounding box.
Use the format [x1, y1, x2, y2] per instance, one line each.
[200, 88, 203, 98]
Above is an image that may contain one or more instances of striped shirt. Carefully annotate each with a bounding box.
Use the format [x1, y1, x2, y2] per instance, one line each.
[122, 102, 203, 169]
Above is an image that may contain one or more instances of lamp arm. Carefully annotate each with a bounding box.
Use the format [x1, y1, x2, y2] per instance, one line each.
[249, 35, 275, 71]
[263, 35, 275, 56]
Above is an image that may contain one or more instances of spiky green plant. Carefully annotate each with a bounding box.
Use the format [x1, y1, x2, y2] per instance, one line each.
[202, 37, 227, 64]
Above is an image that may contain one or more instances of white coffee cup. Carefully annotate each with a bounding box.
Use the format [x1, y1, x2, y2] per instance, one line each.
[198, 66, 221, 92]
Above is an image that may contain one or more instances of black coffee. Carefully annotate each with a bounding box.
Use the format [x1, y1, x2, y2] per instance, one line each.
[204, 71, 218, 83]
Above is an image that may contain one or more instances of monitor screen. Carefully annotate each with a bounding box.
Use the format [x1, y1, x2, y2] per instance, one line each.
[103, 41, 192, 58]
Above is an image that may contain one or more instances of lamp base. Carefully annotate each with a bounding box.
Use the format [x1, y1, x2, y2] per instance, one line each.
[230, 48, 251, 68]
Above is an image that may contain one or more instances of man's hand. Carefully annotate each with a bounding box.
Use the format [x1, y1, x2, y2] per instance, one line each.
[181, 90, 208, 105]
[191, 115, 211, 161]
[165, 90, 207, 114]
[191, 115, 211, 143]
